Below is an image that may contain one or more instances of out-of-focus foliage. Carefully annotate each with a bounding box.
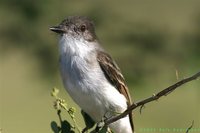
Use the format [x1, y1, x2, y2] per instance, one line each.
[1, 0, 200, 85]
[0, 0, 200, 133]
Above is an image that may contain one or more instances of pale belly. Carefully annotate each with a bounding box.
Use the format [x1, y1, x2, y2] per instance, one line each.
[58, 35, 133, 133]
[60, 56, 127, 122]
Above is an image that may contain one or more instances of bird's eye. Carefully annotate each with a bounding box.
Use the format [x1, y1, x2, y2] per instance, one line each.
[80, 25, 86, 32]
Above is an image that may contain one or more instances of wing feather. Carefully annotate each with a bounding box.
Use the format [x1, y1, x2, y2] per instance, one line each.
[97, 51, 134, 130]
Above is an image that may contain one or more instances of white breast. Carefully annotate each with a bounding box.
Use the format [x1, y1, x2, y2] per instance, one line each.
[58, 34, 129, 127]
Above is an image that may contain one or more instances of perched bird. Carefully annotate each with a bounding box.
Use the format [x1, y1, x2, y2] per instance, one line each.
[50, 16, 134, 133]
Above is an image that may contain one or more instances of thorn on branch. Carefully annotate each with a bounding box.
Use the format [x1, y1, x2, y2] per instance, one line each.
[139, 104, 145, 114]
[186, 120, 194, 133]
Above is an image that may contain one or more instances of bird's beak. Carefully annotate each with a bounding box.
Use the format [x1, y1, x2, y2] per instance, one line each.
[50, 25, 65, 34]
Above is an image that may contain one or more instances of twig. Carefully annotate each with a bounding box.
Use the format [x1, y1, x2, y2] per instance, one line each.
[51, 88, 81, 133]
[186, 120, 194, 133]
[105, 71, 200, 126]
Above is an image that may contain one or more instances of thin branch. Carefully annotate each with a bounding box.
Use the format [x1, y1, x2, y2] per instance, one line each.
[105, 71, 200, 126]
[186, 120, 194, 133]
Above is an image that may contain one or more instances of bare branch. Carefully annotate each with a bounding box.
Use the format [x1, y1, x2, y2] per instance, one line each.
[105, 71, 200, 126]
[186, 120, 194, 133]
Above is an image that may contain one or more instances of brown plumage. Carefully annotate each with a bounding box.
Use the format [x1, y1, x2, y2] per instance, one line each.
[97, 51, 134, 131]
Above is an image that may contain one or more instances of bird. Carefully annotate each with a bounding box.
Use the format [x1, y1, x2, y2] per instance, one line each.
[50, 16, 134, 133]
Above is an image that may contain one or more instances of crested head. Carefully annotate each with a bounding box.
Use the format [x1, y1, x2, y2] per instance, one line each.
[50, 16, 98, 42]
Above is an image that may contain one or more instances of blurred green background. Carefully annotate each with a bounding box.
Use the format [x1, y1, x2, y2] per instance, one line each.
[0, 0, 200, 133]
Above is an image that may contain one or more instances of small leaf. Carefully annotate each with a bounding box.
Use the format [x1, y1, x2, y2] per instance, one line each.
[81, 110, 95, 132]
[68, 107, 76, 118]
[51, 87, 59, 98]
[51, 121, 60, 133]
[61, 120, 72, 133]
[60, 100, 68, 110]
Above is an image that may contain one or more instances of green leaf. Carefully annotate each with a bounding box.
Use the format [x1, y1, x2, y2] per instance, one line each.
[68, 107, 76, 118]
[51, 87, 59, 98]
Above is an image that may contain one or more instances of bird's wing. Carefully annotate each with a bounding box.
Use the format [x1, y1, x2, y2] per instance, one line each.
[97, 50, 134, 130]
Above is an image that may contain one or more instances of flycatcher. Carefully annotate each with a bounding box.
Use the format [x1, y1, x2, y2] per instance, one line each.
[50, 16, 134, 133]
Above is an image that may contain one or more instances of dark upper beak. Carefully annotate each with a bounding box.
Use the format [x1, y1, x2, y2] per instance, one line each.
[50, 25, 65, 34]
